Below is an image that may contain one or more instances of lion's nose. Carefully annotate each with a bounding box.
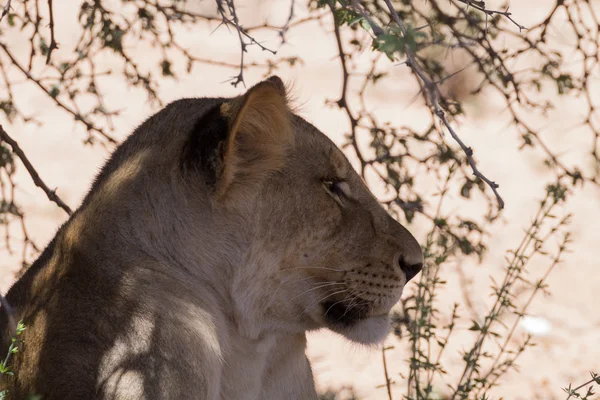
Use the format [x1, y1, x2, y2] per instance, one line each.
[397, 256, 423, 282]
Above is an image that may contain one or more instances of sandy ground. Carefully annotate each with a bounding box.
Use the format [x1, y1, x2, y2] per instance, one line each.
[1, 1, 599, 399]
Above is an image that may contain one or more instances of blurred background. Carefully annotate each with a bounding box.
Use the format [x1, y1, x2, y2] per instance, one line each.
[0, 0, 599, 399]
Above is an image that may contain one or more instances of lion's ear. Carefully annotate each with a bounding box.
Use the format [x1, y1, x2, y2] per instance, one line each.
[215, 76, 293, 201]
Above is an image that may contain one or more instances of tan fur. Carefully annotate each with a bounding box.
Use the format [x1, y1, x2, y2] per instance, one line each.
[0, 76, 423, 399]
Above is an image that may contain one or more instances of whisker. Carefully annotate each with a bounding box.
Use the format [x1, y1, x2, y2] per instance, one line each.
[287, 282, 346, 303]
[265, 265, 345, 309]
[324, 297, 348, 319]
[347, 290, 371, 306]
[280, 266, 345, 273]
[324, 290, 373, 322]
[264, 274, 328, 310]
[344, 298, 370, 317]
[308, 288, 348, 311]
[345, 291, 375, 313]
[268, 274, 317, 304]
[339, 294, 362, 320]
[263, 270, 347, 311]
[263, 282, 346, 315]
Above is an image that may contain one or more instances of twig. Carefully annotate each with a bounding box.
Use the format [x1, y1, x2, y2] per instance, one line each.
[456, 0, 526, 31]
[455, 262, 480, 321]
[0, 0, 11, 23]
[435, 107, 504, 208]
[457, 0, 485, 7]
[326, 1, 364, 176]
[0, 125, 72, 215]
[217, 0, 247, 87]
[279, 0, 295, 43]
[216, 0, 277, 87]
[220, 9, 277, 53]
[45, 0, 58, 64]
[565, 375, 600, 400]
[381, 346, 394, 400]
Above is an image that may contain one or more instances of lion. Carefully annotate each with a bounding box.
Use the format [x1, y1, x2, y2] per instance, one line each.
[0, 76, 423, 399]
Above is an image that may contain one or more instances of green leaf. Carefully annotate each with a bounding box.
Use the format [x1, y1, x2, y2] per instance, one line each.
[556, 73, 574, 95]
[460, 180, 474, 198]
[39, 38, 49, 56]
[333, 8, 363, 27]
[373, 34, 404, 60]
[49, 85, 60, 98]
[160, 60, 173, 77]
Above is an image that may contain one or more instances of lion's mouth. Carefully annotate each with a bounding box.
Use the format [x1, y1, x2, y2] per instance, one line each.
[322, 299, 372, 327]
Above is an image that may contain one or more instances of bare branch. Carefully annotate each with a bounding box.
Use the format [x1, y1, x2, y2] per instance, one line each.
[564, 375, 600, 400]
[456, 0, 527, 31]
[381, 346, 394, 400]
[0, 125, 72, 215]
[45, 0, 58, 64]
[456, 0, 485, 7]
[279, 0, 295, 43]
[327, 1, 364, 177]
[217, 0, 247, 87]
[350, 0, 505, 209]
[435, 108, 504, 208]
[216, 0, 277, 87]
[0, 0, 11, 23]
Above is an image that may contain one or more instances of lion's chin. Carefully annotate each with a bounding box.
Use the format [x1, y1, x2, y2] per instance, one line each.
[327, 314, 391, 345]
[317, 299, 392, 344]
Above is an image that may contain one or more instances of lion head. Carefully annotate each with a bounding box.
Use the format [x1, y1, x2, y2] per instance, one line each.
[174, 76, 423, 344]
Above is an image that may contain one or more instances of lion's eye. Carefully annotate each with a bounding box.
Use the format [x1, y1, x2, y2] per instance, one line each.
[324, 179, 349, 202]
